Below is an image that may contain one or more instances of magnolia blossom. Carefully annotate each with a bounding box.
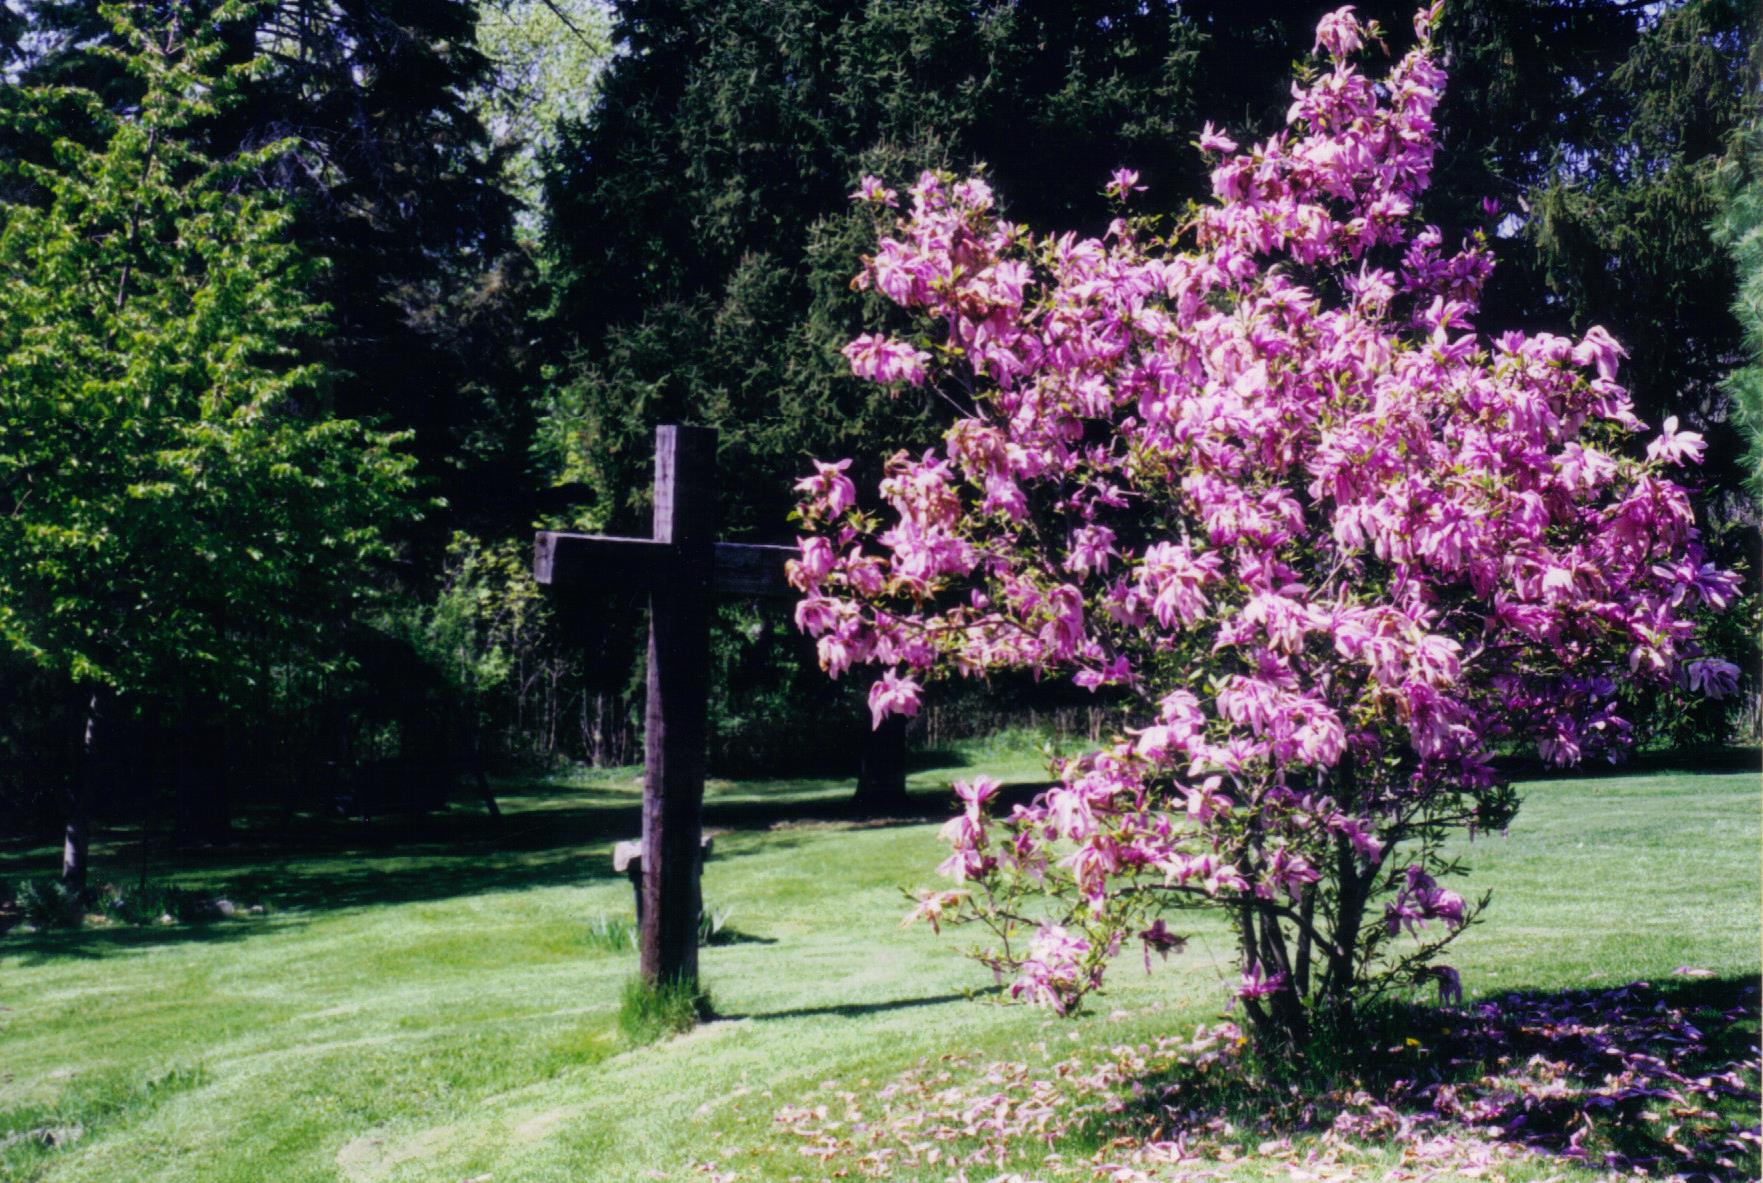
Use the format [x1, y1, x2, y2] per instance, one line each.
[794, 458, 857, 517]
[1647, 416, 1707, 466]
[1385, 866, 1466, 936]
[1011, 925, 1094, 1013]
[849, 174, 899, 207]
[1198, 122, 1237, 154]
[843, 333, 928, 386]
[867, 669, 921, 727]
[1314, 4, 1368, 57]
[1236, 961, 1288, 1001]
[1105, 168, 1146, 200]
[1684, 657, 1741, 697]
[792, 5, 1737, 1037]
[1139, 919, 1187, 972]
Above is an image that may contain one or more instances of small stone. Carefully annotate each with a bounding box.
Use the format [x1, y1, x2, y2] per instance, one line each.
[213, 899, 237, 918]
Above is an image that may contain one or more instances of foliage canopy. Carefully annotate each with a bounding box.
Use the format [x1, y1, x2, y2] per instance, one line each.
[0, 2, 416, 703]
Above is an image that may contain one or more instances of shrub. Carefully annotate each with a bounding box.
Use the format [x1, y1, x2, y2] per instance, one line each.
[791, 5, 1739, 1049]
[96, 882, 214, 927]
[13, 878, 84, 929]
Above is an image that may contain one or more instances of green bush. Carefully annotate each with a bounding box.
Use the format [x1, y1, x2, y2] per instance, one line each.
[97, 882, 214, 927]
[14, 878, 85, 929]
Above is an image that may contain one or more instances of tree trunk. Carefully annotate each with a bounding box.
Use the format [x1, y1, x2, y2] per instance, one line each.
[853, 713, 909, 812]
[61, 689, 101, 891]
[468, 724, 501, 821]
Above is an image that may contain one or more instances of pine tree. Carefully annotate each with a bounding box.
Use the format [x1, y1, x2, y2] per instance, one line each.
[1716, 118, 1763, 508]
[1447, 0, 1753, 536]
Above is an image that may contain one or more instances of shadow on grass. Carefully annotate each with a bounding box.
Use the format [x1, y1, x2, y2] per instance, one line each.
[906, 747, 976, 773]
[720, 986, 1002, 1023]
[703, 929, 776, 947]
[0, 917, 287, 966]
[0, 773, 1054, 959]
[1076, 975, 1761, 1181]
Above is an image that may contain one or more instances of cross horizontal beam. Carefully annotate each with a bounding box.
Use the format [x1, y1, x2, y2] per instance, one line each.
[534, 531, 795, 599]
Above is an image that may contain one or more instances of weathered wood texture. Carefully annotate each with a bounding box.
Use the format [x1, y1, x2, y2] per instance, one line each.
[534, 534, 795, 600]
[533, 533, 674, 589]
[531, 424, 795, 991]
[614, 834, 714, 927]
[709, 541, 796, 598]
[642, 425, 716, 988]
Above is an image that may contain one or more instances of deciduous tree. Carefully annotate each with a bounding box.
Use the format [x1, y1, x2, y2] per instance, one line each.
[0, 2, 417, 883]
[792, 7, 1740, 1047]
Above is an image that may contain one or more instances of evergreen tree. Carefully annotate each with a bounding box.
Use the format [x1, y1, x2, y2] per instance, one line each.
[1715, 120, 1763, 507]
[1434, 0, 1755, 545]
[0, 1, 417, 883]
[540, 0, 1756, 537]
[538, 0, 1236, 536]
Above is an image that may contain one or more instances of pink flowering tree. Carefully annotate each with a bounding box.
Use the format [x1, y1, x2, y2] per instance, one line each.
[788, 5, 1739, 1048]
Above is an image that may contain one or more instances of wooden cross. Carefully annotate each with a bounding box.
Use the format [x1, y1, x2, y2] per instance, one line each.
[533, 425, 794, 989]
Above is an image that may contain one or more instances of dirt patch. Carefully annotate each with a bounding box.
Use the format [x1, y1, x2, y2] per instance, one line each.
[335, 1124, 455, 1181]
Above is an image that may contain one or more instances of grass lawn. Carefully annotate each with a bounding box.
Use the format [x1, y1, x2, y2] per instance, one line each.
[0, 742, 1756, 1183]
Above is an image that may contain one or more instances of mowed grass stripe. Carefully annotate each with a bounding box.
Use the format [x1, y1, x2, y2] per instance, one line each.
[0, 759, 1756, 1182]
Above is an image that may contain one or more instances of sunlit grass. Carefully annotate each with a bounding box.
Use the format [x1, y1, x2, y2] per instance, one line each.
[0, 741, 1755, 1182]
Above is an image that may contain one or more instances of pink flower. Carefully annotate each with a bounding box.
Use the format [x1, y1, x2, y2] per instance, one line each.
[867, 669, 922, 728]
[1063, 524, 1117, 575]
[1385, 866, 1466, 936]
[1313, 6, 1364, 58]
[1265, 846, 1320, 900]
[1104, 168, 1146, 201]
[901, 888, 967, 934]
[954, 775, 1001, 813]
[1139, 919, 1187, 972]
[843, 333, 929, 386]
[1183, 776, 1233, 824]
[849, 175, 898, 207]
[790, 535, 836, 586]
[1198, 122, 1237, 154]
[1235, 960, 1287, 1001]
[1137, 542, 1219, 628]
[1011, 925, 1092, 1014]
[1573, 324, 1626, 382]
[1647, 416, 1706, 466]
[1683, 658, 1740, 698]
[794, 458, 857, 516]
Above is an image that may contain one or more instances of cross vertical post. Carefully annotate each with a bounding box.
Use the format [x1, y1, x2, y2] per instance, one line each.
[641, 425, 716, 987]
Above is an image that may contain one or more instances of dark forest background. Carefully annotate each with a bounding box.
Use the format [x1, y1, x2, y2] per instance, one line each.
[0, 0, 1757, 873]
